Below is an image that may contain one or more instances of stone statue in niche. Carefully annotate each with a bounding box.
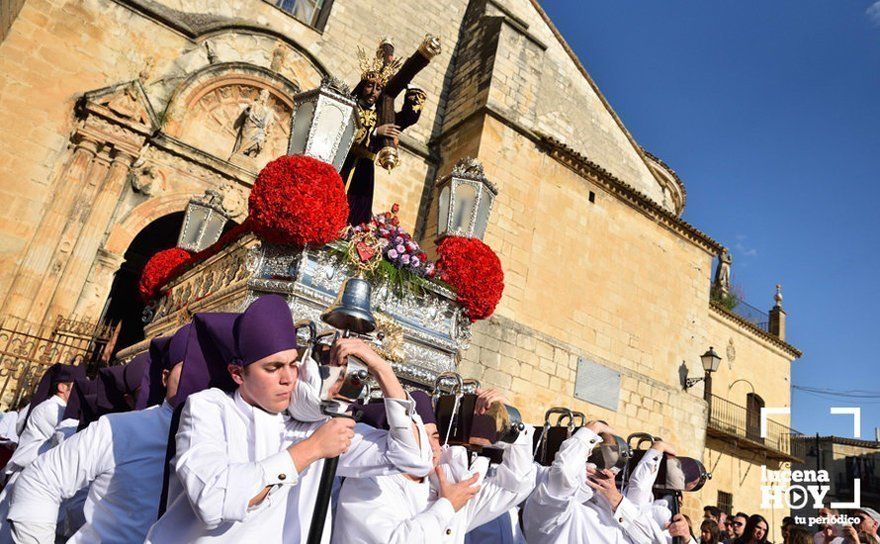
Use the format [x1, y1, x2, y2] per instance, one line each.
[230, 89, 275, 159]
[714, 248, 732, 295]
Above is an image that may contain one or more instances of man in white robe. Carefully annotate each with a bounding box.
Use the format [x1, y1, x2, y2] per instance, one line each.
[522, 422, 691, 544]
[332, 388, 537, 544]
[0, 363, 83, 543]
[145, 295, 432, 544]
[6, 331, 181, 544]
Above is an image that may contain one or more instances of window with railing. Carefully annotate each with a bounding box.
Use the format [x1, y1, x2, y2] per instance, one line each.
[268, 0, 332, 30]
[717, 490, 733, 515]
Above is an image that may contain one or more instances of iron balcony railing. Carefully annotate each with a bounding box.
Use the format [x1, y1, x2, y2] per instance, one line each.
[729, 300, 770, 333]
[707, 393, 806, 462]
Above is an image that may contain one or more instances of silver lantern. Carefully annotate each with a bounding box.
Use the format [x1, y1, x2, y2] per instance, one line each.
[177, 189, 229, 252]
[436, 157, 498, 240]
[287, 76, 358, 171]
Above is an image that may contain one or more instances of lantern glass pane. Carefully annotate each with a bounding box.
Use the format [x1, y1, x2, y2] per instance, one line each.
[201, 211, 226, 247]
[288, 98, 316, 156]
[180, 206, 209, 248]
[438, 184, 451, 236]
[452, 181, 477, 235]
[473, 188, 492, 239]
[332, 109, 357, 170]
[307, 101, 346, 163]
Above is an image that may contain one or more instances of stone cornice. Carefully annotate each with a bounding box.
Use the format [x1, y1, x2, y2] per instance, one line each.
[709, 302, 802, 359]
[538, 135, 723, 255]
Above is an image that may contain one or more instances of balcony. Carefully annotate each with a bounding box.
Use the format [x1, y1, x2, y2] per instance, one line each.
[707, 394, 806, 463]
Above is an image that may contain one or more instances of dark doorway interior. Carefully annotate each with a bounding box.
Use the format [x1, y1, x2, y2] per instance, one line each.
[102, 212, 184, 357]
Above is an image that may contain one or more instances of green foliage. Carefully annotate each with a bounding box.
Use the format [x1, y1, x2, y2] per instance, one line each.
[711, 285, 742, 311]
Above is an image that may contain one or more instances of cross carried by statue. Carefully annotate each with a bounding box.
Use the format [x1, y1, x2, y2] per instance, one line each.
[342, 35, 441, 227]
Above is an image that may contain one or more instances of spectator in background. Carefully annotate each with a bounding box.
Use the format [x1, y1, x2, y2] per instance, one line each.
[702, 519, 723, 544]
[705, 507, 722, 526]
[731, 513, 750, 541]
[816, 508, 840, 544]
[790, 527, 814, 544]
[781, 517, 797, 544]
[736, 514, 770, 544]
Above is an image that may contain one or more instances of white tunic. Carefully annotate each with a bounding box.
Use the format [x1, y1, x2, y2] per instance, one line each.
[0, 396, 67, 542]
[3, 396, 66, 477]
[0, 411, 19, 444]
[332, 426, 537, 544]
[522, 427, 669, 544]
[146, 388, 432, 544]
[7, 402, 173, 543]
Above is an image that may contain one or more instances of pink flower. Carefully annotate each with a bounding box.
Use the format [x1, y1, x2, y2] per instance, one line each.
[412, 257, 421, 267]
[396, 244, 405, 254]
[400, 254, 411, 265]
[388, 249, 399, 259]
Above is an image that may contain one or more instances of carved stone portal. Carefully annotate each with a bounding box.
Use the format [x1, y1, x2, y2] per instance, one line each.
[176, 84, 291, 172]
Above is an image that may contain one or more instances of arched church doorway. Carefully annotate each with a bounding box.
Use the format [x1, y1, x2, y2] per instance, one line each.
[101, 212, 184, 357]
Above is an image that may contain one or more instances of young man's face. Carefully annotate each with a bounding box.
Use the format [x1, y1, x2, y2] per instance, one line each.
[425, 423, 442, 467]
[229, 348, 299, 414]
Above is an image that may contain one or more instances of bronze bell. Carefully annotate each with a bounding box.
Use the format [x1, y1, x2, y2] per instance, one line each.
[321, 277, 376, 334]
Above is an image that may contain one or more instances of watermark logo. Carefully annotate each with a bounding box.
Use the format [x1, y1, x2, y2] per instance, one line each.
[759, 406, 861, 515]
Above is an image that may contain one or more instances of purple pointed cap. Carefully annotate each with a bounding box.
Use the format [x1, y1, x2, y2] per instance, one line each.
[173, 313, 238, 407]
[123, 353, 150, 393]
[134, 334, 172, 410]
[62, 377, 98, 424]
[96, 365, 130, 415]
[23, 363, 86, 426]
[233, 295, 297, 366]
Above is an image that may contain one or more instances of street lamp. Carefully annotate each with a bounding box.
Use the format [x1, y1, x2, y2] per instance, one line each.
[287, 76, 358, 171]
[436, 157, 498, 240]
[685, 346, 722, 400]
[177, 189, 229, 252]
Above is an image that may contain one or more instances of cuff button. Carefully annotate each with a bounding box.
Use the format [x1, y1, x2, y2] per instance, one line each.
[279, 473, 287, 480]
[446, 529, 452, 535]
[618, 517, 624, 523]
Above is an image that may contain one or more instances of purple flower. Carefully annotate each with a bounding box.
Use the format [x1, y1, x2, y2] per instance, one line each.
[388, 249, 399, 259]
[394, 236, 404, 245]
[400, 254, 411, 265]
[396, 244, 405, 254]
[412, 257, 421, 267]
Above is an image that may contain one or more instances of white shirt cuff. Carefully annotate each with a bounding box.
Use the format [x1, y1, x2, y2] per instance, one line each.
[259, 450, 299, 486]
[613, 496, 640, 526]
[384, 396, 416, 430]
[573, 427, 601, 447]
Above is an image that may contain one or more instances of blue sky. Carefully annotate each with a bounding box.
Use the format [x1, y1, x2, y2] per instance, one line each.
[540, 1, 880, 438]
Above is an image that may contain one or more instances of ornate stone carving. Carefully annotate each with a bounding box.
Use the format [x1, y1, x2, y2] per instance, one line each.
[175, 84, 291, 171]
[218, 183, 247, 220]
[230, 89, 276, 159]
[128, 163, 159, 195]
[726, 337, 736, 369]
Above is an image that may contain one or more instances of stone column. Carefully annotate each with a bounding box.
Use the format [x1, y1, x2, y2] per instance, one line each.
[0, 136, 99, 320]
[72, 248, 125, 322]
[46, 149, 136, 322]
[768, 284, 786, 341]
[26, 142, 113, 323]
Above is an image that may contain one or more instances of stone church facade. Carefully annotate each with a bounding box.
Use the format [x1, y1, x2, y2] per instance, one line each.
[0, 0, 802, 534]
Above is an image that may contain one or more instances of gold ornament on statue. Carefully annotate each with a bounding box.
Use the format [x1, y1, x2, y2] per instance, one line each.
[372, 312, 405, 363]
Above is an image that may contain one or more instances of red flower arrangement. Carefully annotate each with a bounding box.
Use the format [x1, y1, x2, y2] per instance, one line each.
[248, 155, 349, 247]
[436, 236, 504, 322]
[138, 247, 192, 301]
